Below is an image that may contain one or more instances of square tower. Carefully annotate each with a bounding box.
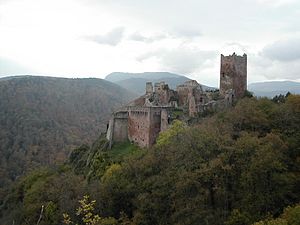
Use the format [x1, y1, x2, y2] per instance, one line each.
[220, 53, 247, 99]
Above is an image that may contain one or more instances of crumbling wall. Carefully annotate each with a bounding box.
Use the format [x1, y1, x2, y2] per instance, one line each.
[177, 85, 190, 106]
[220, 53, 247, 99]
[113, 119, 128, 142]
[146, 82, 153, 95]
[107, 53, 248, 148]
[154, 82, 170, 105]
[160, 109, 169, 132]
[177, 80, 205, 117]
[128, 107, 151, 148]
[106, 111, 128, 148]
[149, 108, 162, 146]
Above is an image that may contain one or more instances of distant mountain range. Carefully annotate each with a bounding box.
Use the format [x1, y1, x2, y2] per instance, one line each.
[0, 76, 134, 199]
[105, 72, 190, 95]
[105, 72, 300, 98]
[248, 81, 300, 97]
[105, 72, 215, 95]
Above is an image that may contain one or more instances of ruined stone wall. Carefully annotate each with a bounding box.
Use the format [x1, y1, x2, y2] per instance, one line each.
[128, 107, 151, 148]
[146, 82, 153, 95]
[106, 111, 128, 148]
[220, 53, 247, 98]
[176, 85, 190, 106]
[155, 82, 171, 105]
[160, 109, 169, 132]
[233, 54, 247, 98]
[127, 106, 172, 147]
[106, 118, 114, 148]
[177, 80, 205, 117]
[113, 118, 128, 142]
[149, 108, 162, 146]
[111, 111, 128, 143]
[188, 94, 197, 117]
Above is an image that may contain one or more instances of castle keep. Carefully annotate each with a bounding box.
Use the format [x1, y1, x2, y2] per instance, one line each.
[220, 53, 247, 98]
[107, 53, 247, 148]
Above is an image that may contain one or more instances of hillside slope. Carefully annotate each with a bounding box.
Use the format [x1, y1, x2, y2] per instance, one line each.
[1, 95, 299, 225]
[0, 76, 134, 197]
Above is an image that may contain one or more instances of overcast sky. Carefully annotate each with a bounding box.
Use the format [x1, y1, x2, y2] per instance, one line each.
[0, 0, 299, 86]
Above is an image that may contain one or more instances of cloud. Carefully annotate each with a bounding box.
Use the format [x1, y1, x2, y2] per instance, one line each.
[262, 37, 300, 61]
[171, 27, 202, 38]
[249, 51, 300, 81]
[137, 46, 216, 75]
[87, 27, 125, 46]
[247, 37, 300, 81]
[255, 0, 296, 7]
[223, 42, 249, 53]
[129, 32, 167, 43]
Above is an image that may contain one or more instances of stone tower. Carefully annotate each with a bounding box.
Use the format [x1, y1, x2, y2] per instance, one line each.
[220, 53, 247, 99]
[146, 82, 153, 95]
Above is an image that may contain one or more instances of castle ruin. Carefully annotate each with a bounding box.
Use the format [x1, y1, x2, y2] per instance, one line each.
[106, 53, 247, 148]
[220, 53, 247, 98]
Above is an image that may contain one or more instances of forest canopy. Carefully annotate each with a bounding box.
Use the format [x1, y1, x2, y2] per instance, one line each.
[0, 94, 299, 225]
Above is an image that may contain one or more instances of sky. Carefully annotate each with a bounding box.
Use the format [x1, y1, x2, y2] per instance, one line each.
[0, 0, 299, 86]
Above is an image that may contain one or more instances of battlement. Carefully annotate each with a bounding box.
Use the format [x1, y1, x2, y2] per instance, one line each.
[221, 52, 247, 61]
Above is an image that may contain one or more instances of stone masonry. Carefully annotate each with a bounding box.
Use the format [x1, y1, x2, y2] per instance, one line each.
[220, 53, 247, 98]
[106, 53, 247, 148]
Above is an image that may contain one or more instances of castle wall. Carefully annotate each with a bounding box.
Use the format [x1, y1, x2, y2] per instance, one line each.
[106, 118, 114, 148]
[107, 111, 128, 148]
[220, 53, 247, 99]
[176, 86, 190, 106]
[188, 94, 197, 117]
[154, 82, 170, 105]
[233, 55, 247, 98]
[113, 118, 128, 142]
[107, 53, 248, 148]
[160, 109, 169, 132]
[128, 107, 151, 148]
[146, 82, 153, 95]
[149, 108, 163, 146]
[127, 106, 172, 148]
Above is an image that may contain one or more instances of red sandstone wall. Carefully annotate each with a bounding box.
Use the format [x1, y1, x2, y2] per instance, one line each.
[220, 54, 247, 98]
[113, 118, 128, 142]
[149, 108, 162, 146]
[128, 108, 151, 148]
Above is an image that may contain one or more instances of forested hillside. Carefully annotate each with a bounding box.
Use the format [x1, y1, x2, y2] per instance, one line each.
[0, 76, 134, 201]
[1, 94, 299, 225]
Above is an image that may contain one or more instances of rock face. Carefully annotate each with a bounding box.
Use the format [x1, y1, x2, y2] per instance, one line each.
[107, 53, 248, 148]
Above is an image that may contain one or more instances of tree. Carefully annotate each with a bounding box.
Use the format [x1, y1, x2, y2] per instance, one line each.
[63, 195, 118, 225]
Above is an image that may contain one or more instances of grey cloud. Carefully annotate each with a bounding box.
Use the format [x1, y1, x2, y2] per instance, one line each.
[249, 52, 300, 81]
[262, 37, 300, 61]
[87, 27, 125, 46]
[137, 46, 216, 75]
[129, 32, 167, 43]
